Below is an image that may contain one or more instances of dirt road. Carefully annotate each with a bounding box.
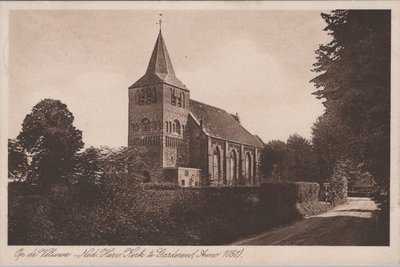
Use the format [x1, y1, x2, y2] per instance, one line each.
[233, 197, 380, 245]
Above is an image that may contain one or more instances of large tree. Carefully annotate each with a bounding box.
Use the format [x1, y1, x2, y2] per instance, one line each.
[17, 99, 84, 185]
[311, 10, 390, 185]
[8, 138, 28, 181]
[261, 136, 319, 183]
[260, 140, 288, 182]
[286, 134, 318, 182]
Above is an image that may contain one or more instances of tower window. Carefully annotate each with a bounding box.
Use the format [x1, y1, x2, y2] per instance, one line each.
[138, 89, 145, 104]
[135, 91, 139, 104]
[177, 92, 182, 107]
[171, 88, 176, 105]
[174, 119, 181, 135]
[146, 87, 156, 104]
[152, 88, 157, 103]
[141, 118, 151, 131]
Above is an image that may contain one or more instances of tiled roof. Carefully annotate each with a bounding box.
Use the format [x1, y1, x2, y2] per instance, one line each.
[190, 100, 264, 148]
[129, 31, 187, 90]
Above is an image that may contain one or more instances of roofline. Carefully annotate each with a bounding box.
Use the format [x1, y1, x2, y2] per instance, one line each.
[188, 112, 209, 136]
[254, 135, 266, 146]
[128, 81, 189, 92]
[189, 111, 264, 149]
[190, 99, 265, 148]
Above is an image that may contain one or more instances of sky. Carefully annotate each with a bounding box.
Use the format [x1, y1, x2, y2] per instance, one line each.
[8, 10, 330, 148]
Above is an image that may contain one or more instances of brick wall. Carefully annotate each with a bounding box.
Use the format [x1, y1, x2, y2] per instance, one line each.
[128, 84, 164, 182]
[162, 84, 190, 168]
[187, 115, 208, 185]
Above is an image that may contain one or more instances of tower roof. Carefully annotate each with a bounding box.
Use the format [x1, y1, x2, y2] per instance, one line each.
[129, 31, 187, 90]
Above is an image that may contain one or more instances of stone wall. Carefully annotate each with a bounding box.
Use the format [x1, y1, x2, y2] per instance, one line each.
[162, 84, 190, 168]
[187, 115, 208, 185]
[128, 84, 165, 182]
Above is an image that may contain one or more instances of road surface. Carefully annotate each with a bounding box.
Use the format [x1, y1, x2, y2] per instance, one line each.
[233, 197, 380, 245]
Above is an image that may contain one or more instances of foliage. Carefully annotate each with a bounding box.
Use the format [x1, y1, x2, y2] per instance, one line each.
[329, 160, 352, 200]
[286, 134, 319, 182]
[260, 140, 288, 181]
[74, 146, 103, 187]
[293, 182, 320, 203]
[17, 99, 84, 185]
[261, 136, 319, 183]
[142, 182, 180, 190]
[311, 10, 391, 185]
[8, 139, 28, 181]
[9, 182, 321, 245]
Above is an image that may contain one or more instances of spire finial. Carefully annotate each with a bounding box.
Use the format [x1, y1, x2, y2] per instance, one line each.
[156, 13, 163, 32]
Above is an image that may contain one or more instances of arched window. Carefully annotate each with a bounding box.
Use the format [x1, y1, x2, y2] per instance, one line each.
[213, 146, 221, 181]
[153, 88, 157, 103]
[135, 91, 139, 104]
[245, 152, 253, 180]
[139, 89, 145, 104]
[146, 88, 154, 104]
[177, 92, 182, 107]
[174, 119, 181, 135]
[141, 118, 151, 131]
[182, 92, 185, 108]
[168, 122, 172, 133]
[171, 88, 176, 105]
[229, 150, 238, 182]
[153, 121, 157, 131]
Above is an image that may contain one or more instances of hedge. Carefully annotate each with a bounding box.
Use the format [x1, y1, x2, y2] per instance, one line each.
[8, 181, 320, 245]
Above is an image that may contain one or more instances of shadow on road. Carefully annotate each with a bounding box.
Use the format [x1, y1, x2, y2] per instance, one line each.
[232, 197, 389, 246]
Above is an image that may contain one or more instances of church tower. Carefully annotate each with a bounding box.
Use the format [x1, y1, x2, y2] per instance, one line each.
[128, 29, 190, 182]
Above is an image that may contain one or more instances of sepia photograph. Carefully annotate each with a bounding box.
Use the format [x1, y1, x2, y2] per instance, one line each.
[0, 1, 399, 265]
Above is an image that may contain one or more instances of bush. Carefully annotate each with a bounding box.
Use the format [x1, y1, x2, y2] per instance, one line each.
[143, 182, 179, 190]
[294, 182, 320, 203]
[8, 181, 321, 245]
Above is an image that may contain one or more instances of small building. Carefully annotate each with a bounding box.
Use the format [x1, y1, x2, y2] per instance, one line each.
[127, 29, 264, 186]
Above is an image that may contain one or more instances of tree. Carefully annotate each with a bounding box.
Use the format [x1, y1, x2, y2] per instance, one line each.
[17, 99, 84, 185]
[286, 134, 318, 182]
[311, 115, 364, 182]
[8, 138, 28, 181]
[74, 146, 103, 187]
[95, 146, 147, 244]
[311, 10, 390, 185]
[260, 140, 288, 182]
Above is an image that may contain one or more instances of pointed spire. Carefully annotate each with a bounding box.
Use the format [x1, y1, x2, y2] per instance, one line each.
[129, 29, 187, 90]
[145, 31, 176, 78]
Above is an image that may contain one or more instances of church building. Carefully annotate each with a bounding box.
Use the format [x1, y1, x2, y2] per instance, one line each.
[128, 29, 264, 187]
